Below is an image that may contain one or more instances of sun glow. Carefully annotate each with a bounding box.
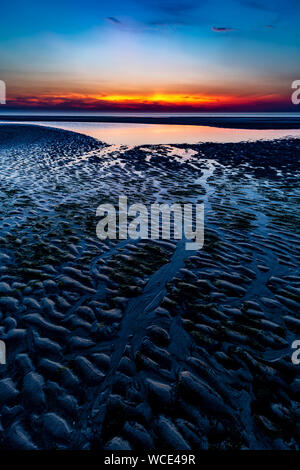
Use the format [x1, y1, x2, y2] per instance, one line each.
[92, 93, 220, 105]
[8, 90, 283, 110]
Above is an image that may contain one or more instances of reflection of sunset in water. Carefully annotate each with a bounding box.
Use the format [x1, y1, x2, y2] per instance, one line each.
[3, 122, 300, 145]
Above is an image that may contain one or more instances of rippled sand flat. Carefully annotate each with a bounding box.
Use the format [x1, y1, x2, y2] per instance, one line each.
[0, 124, 299, 450]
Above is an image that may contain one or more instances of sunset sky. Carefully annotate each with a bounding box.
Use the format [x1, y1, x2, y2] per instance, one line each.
[1, 0, 300, 111]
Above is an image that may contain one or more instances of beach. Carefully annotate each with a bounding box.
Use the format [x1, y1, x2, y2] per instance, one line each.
[0, 124, 299, 450]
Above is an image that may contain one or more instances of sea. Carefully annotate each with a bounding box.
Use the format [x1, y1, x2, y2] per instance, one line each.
[1, 112, 300, 145]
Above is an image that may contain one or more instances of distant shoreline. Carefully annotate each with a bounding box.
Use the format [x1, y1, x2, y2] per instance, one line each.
[1, 114, 300, 129]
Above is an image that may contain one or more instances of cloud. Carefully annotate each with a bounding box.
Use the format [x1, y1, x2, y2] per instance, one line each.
[240, 0, 274, 12]
[159, 0, 198, 15]
[211, 27, 234, 32]
[104, 2, 202, 32]
[105, 17, 122, 25]
[145, 0, 202, 24]
[7, 92, 292, 113]
[147, 19, 189, 28]
[148, 0, 198, 15]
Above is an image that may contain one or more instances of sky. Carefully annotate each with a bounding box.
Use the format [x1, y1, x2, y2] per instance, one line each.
[1, 0, 300, 112]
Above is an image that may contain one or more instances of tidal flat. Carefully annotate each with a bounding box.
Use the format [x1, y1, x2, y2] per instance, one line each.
[0, 124, 299, 450]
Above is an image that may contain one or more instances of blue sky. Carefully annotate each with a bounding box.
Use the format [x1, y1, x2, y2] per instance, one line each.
[1, 0, 300, 110]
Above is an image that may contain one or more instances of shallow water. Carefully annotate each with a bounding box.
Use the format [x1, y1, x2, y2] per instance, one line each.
[2, 121, 300, 145]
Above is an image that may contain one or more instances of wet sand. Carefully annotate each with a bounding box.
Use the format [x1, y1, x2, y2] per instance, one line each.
[0, 124, 299, 450]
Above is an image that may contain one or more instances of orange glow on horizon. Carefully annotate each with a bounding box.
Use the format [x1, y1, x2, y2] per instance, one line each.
[8, 90, 283, 110]
[92, 93, 220, 105]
